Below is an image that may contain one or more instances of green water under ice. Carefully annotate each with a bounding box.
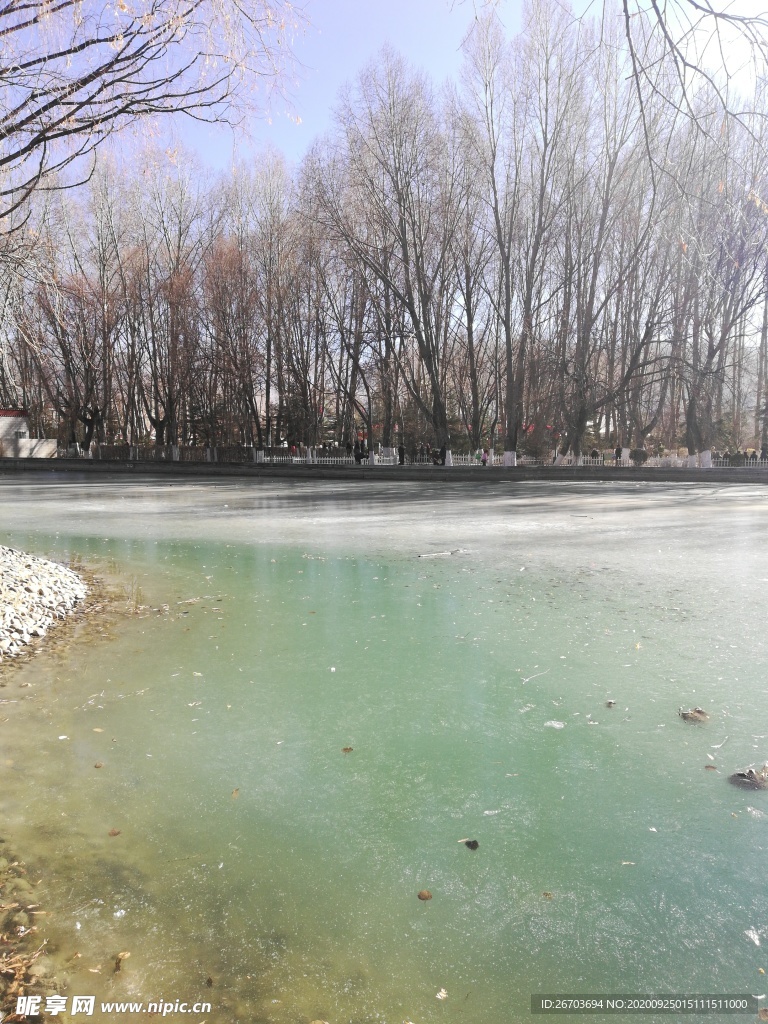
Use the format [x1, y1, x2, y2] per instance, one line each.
[1, 478, 768, 1023]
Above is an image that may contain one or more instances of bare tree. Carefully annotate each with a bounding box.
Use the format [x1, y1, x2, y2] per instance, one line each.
[620, 0, 768, 174]
[0, 0, 305, 224]
[122, 153, 214, 445]
[316, 50, 465, 461]
[200, 159, 292, 449]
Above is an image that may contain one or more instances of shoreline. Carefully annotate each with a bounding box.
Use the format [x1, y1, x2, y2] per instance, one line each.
[0, 843, 56, 1018]
[1, 457, 768, 486]
[1, 548, 86, 1018]
[0, 556, 148, 1020]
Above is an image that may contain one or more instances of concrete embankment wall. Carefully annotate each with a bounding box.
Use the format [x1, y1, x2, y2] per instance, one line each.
[1, 457, 767, 486]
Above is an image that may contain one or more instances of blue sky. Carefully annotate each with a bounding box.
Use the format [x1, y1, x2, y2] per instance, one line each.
[263, 0, 493, 161]
[175, 0, 526, 170]
[167, 0, 757, 173]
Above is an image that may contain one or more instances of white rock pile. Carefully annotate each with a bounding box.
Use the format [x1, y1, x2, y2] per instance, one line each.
[0, 545, 87, 660]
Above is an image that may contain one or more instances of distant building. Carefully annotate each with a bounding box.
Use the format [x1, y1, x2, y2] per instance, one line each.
[0, 409, 57, 457]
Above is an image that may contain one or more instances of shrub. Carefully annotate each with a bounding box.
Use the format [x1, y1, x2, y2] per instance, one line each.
[629, 448, 649, 465]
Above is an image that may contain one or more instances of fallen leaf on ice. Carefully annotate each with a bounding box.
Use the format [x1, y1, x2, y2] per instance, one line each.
[114, 951, 130, 973]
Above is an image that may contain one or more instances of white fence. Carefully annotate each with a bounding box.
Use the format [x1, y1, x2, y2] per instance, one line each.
[54, 444, 768, 471]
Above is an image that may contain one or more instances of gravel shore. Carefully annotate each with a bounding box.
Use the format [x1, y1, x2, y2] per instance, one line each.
[0, 545, 87, 660]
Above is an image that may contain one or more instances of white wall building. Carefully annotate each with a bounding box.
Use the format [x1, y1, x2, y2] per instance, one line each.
[0, 410, 57, 458]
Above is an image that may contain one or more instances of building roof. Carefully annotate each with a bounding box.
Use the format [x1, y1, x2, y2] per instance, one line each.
[0, 410, 28, 417]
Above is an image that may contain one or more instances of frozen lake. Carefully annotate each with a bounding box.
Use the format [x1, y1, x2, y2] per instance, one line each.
[1, 477, 768, 1023]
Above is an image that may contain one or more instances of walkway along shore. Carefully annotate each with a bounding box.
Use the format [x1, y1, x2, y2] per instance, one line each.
[1, 456, 767, 485]
[0, 546, 87, 661]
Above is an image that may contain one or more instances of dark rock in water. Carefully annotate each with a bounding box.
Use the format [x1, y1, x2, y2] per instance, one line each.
[678, 707, 709, 723]
[417, 890, 432, 901]
[728, 767, 768, 790]
[113, 952, 130, 973]
[464, 839, 479, 850]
